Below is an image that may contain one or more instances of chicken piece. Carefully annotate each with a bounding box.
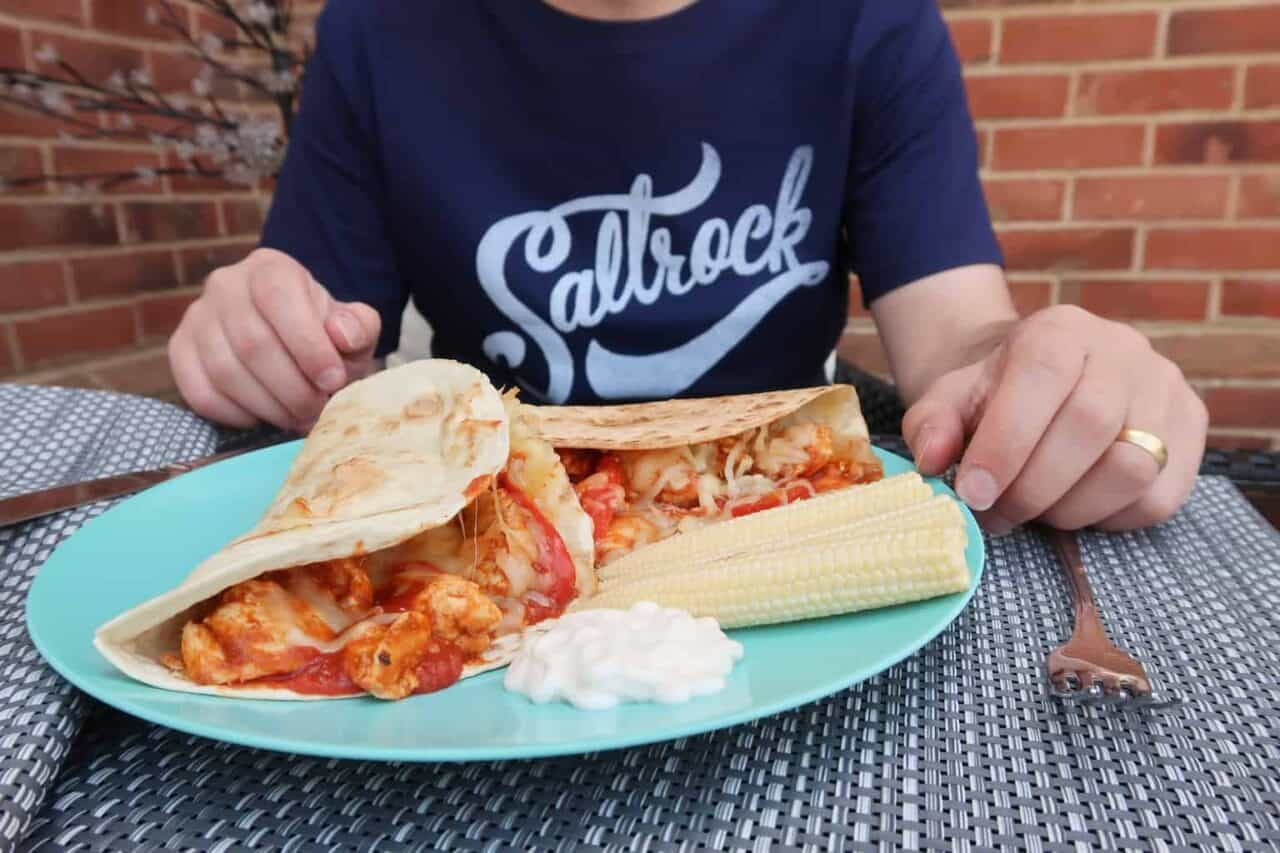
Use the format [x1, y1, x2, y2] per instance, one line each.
[341, 612, 437, 700]
[303, 557, 374, 614]
[179, 579, 324, 685]
[754, 423, 834, 481]
[394, 574, 501, 655]
[620, 447, 699, 507]
[598, 513, 662, 565]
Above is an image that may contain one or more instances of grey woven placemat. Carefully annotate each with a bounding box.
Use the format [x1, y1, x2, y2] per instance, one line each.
[19, 473, 1280, 851]
[0, 384, 218, 853]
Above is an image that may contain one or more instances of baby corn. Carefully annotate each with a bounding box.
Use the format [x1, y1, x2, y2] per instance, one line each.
[597, 472, 934, 582]
[601, 494, 963, 587]
[573, 525, 969, 629]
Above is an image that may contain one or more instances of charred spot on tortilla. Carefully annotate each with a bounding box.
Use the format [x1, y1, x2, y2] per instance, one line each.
[312, 457, 384, 510]
[402, 392, 443, 420]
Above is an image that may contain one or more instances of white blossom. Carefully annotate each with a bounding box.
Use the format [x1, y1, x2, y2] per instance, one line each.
[199, 33, 222, 55]
[117, 112, 134, 129]
[129, 68, 153, 88]
[169, 94, 190, 111]
[148, 132, 168, 147]
[225, 162, 256, 186]
[195, 123, 220, 148]
[231, 117, 283, 172]
[192, 75, 211, 97]
[258, 68, 295, 95]
[106, 71, 126, 91]
[174, 140, 196, 160]
[145, 5, 159, 25]
[39, 88, 69, 113]
[133, 166, 158, 187]
[10, 83, 32, 100]
[244, 2, 273, 25]
[34, 43, 60, 64]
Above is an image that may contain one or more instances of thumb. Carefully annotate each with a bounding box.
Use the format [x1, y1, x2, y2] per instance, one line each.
[900, 365, 983, 477]
[324, 301, 382, 362]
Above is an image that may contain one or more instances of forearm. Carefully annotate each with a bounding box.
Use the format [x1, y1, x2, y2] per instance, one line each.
[868, 264, 1019, 406]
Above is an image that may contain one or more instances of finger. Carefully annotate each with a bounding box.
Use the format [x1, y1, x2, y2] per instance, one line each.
[325, 301, 381, 360]
[215, 283, 330, 427]
[902, 362, 987, 477]
[194, 321, 296, 430]
[248, 265, 347, 394]
[955, 328, 1087, 513]
[168, 313, 257, 428]
[1096, 379, 1207, 531]
[990, 355, 1130, 527]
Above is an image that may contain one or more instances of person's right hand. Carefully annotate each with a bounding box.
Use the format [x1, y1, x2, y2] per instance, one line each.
[169, 248, 381, 432]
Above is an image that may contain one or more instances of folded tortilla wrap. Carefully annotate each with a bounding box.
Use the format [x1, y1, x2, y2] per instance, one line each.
[524, 384, 884, 567]
[94, 359, 594, 700]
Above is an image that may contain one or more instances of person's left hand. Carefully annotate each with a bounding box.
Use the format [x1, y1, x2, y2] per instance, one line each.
[902, 305, 1208, 535]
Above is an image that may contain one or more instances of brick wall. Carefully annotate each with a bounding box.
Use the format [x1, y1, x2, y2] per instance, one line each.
[2, 1, 1279, 448]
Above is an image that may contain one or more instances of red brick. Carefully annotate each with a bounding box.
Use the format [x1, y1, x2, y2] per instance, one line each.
[0, 23, 22, 67]
[191, 7, 240, 47]
[32, 31, 145, 82]
[1177, 334, 1280, 379]
[998, 228, 1134, 272]
[0, 103, 79, 139]
[977, 129, 990, 168]
[1208, 432, 1274, 451]
[847, 276, 869, 318]
[1076, 68, 1235, 116]
[836, 328, 889, 377]
[52, 147, 164, 195]
[948, 18, 993, 64]
[1073, 175, 1230, 221]
[1169, 6, 1280, 56]
[149, 50, 239, 100]
[982, 178, 1064, 221]
[1222, 279, 1280, 319]
[1008, 278, 1052, 315]
[91, 0, 179, 41]
[1238, 174, 1280, 218]
[1155, 121, 1280, 165]
[0, 203, 117, 251]
[0, 326, 14, 376]
[1001, 13, 1157, 63]
[222, 198, 265, 236]
[139, 290, 197, 339]
[121, 202, 220, 242]
[1145, 228, 1280, 270]
[71, 250, 177, 300]
[0, 145, 47, 196]
[179, 241, 256, 284]
[992, 125, 1145, 171]
[0, 261, 66, 312]
[93, 350, 176, 396]
[2, 0, 82, 24]
[14, 304, 137, 368]
[1062, 278, 1210, 322]
[1204, 387, 1280, 429]
[1245, 65, 1280, 109]
[964, 74, 1069, 119]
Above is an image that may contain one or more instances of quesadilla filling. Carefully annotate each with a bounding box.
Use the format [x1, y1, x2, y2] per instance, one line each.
[165, 429, 582, 700]
[560, 418, 882, 566]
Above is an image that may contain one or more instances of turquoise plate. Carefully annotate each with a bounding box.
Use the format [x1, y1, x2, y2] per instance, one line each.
[27, 445, 983, 762]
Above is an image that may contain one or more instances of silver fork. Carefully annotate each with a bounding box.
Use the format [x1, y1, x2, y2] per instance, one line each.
[1042, 526, 1179, 710]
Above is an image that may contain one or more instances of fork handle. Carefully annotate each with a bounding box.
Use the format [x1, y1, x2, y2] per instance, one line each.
[1047, 527, 1110, 648]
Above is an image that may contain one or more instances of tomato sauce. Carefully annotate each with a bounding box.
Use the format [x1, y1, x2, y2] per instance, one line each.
[412, 642, 465, 695]
[255, 650, 361, 696]
[499, 472, 577, 621]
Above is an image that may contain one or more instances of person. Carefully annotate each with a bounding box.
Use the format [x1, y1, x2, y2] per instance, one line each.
[167, 0, 1207, 535]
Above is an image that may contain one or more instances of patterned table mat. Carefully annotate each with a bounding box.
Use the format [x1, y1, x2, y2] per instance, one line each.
[0, 385, 219, 852]
[17, 473, 1280, 852]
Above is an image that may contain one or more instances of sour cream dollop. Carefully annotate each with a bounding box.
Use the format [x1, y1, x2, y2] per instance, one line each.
[503, 601, 744, 710]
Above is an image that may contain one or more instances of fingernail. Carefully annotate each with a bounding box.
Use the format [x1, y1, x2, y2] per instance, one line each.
[333, 313, 364, 351]
[957, 467, 999, 512]
[317, 366, 345, 393]
[913, 425, 935, 465]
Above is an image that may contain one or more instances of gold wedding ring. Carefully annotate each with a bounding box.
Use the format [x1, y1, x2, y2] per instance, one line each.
[1117, 427, 1168, 472]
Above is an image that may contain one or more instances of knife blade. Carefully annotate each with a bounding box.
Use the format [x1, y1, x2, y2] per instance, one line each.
[0, 440, 287, 528]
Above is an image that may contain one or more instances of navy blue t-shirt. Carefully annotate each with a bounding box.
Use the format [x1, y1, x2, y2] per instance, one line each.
[261, 0, 1002, 405]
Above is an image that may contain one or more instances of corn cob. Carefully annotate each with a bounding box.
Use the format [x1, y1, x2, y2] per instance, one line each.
[599, 494, 963, 587]
[597, 472, 934, 582]
[573, 524, 969, 629]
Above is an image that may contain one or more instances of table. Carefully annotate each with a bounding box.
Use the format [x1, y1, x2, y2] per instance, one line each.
[3, 384, 1279, 852]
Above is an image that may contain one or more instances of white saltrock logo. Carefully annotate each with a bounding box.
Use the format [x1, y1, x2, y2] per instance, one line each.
[475, 143, 829, 403]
